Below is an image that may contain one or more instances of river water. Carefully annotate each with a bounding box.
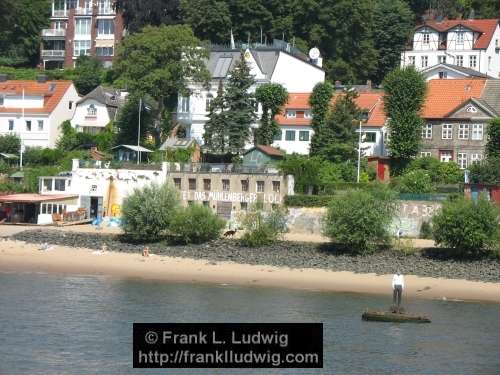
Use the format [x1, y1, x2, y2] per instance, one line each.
[1, 272, 499, 375]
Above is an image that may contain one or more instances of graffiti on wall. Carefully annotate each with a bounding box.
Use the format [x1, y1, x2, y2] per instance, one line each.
[180, 191, 282, 204]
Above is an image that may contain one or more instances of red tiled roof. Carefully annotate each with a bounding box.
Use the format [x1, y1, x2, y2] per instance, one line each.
[255, 145, 285, 157]
[417, 19, 499, 49]
[0, 193, 78, 203]
[276, 91, 387, 127]
[0, 80, 74, 114]
[422, 79, 486, 118]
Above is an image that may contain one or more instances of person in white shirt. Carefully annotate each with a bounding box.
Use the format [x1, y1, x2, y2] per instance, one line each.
[392, 271, 405, 312]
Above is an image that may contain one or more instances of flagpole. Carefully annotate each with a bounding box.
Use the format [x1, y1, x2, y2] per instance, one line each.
[137, 97, 142, 165]
[20, 87, 25, 170]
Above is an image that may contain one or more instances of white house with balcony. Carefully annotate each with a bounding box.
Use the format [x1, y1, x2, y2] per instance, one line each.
[176, 42, 325, 147]
[0, 77, 80, 148]
[401, 19, 500, 78]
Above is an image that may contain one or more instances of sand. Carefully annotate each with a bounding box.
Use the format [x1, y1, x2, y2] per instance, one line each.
[1, 238, 499, 303]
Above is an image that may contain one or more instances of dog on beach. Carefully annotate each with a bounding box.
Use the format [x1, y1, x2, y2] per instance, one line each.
[223, 229, 237, 238]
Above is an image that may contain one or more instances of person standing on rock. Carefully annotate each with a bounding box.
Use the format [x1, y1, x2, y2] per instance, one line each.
[392, 271, 405, 313]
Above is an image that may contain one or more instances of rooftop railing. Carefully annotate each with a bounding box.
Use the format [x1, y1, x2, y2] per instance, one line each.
[167, 163, 280, 175]
[41, 50, 65, 58]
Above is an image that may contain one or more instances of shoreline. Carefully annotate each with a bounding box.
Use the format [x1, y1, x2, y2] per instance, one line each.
[2, 239, 500, 303]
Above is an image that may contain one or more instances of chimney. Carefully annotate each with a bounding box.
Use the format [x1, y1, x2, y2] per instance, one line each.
[0, 74, 7, 82]
[37, 75, 48, 83]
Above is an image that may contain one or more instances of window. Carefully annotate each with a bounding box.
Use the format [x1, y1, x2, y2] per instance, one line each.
[299, 131, 309, 141]
[457, 153, 468, 169]
[421, 55, 428, 68]
[272, 181, 280, 193]
[97, 19, 114, 35]
[180, 96, 190, 113]
[203, 179, 211, 191]
[420, 152, 432, 157]
[174, 178, 181, 190]
[8, 120, 14, 131]
[363, 132, 376, 143]
[240, 202, 248, 211]
[471, 153, 483, 164]
[37, 120, 44, 131]
[54, 179, 66, 191]
[457, 31, 464, 45]
[458, 124, 469, 139]
[439, 71, 448, 79]
[408, 56, 415, 66]
[241, 180, 249, 192]
[205, 94, 213, 112]
[438, 56, 446, 64]
[43, 179, 52, 192]
[26, 120, 31, 131]
[98, 0, 112, 13]
[273, 130, 282, 141]
[87, 104, 97, 116]
[423, 32, 430, 44]
[75, 18, 91, 35]
[440, 150, 453, 163]
[74, 40, 91, 56]
[472, 124, 483, 140]
[422, 124, 432, 139]
[456, 55, 463, 67]
[256, 181, 265, 193]
[0, 96, 3, 106]
[286, 110, 296, 118]
[222, 179, 230, 191]
[442, 124, 453, 139]
[96, 47, 113, 56]
[69, 101, 73, 110]
[469, 55, 477, 69]
[188, 178, 196, 190]
[285, 130, 296, 141]
[304, 110, 312, 119]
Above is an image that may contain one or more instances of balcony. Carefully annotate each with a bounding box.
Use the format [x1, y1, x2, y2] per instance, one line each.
[75, 7, 93, 15]
[41, 50, 65, 59]
[52, 10, 67, 17]
[42, 29, 66, 39]
[98, 7, 115, 15]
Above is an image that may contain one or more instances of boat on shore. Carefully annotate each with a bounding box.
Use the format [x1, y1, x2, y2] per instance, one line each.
[362, 310, 431, 323]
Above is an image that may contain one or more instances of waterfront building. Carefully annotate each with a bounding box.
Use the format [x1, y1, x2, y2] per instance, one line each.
[176, 41, 325, 146]
[420, 78, 500, 168]
[70, 86, 126, 134]
[41, 0, 125, 69]
[401, 18, 500, 78]
[0, 76, 80, 148]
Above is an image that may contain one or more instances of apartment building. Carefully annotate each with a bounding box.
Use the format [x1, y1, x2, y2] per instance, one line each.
[41, 0, 124, 69]
[401, 19, 500, 78]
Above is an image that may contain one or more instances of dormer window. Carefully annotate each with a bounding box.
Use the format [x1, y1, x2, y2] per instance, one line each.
[457, 31, 464, 45]
[286, 110, 296, 118]
[304, 110, 312, 119]
[423, 32, 430, 44]
[87, 104, 97, 116]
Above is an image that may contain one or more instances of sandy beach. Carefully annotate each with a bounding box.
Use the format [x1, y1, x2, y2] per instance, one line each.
[1, 237, 499, 303]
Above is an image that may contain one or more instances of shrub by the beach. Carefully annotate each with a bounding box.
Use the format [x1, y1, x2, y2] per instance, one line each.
[399, 169, 434, 194]
[169, 204, 226, 244]
[432, 196, 499, 255]
[323, 187, 397, 253]
[240, 204, 288, 247]
[121, 183, 180, 242]
[284, 194, 335, 207]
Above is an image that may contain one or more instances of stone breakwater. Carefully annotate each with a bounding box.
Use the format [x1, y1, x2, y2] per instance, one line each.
[12, 229, 500, 283]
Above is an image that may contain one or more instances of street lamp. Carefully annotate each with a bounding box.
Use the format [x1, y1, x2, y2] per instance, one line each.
[356, 111, 369, 183]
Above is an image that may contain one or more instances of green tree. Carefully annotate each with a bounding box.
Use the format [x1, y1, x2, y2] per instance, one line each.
[255, 83, 288, 145]
[224, 54, 256, 155]
[114, 25, 210, 145]
[486, 117, 500, 158]
[113, 0, 181, 33]
[309, 82, 334, 157]
[372, 0, 414, 85]
[383, 66, 426, 172]
[0, 134, 20, 154]
[432, 196, 499, 255]
[203, 81, 229, 154]
[180, 0, 232, 44]
[399, 169, 434, 194]
[114, 96, 154, 146]
[469, 157, 500, 185]
[227, 0, 273, 42]
[73, 56, 104, 95]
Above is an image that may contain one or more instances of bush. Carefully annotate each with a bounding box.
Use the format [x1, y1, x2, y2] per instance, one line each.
[469, 157, 500, 184]
[284, 195, 335, 207]
[407, 157, 463, 184]
[323, 187, 397, 253]
[432, 196, 499, 255]
[419, 221, 433, 240]
[169, 204, 226, 244]
[23, 166, 62, 193]
[399, 170, 434, 194]
[121, 184, 180, 242]
[240, 205, 288, 247]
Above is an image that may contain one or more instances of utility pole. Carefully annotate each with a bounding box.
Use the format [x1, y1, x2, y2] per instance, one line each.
[357, 119, 362, 183]
[137, 97, 142, 165]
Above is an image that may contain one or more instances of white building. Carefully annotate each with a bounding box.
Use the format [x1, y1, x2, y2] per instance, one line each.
[401, 19, 500, 78]
[177, 43, 325, 145]
[71, 86, 126, 133]
[0, 76, 80, 148]
[274, 91, 388, 156]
